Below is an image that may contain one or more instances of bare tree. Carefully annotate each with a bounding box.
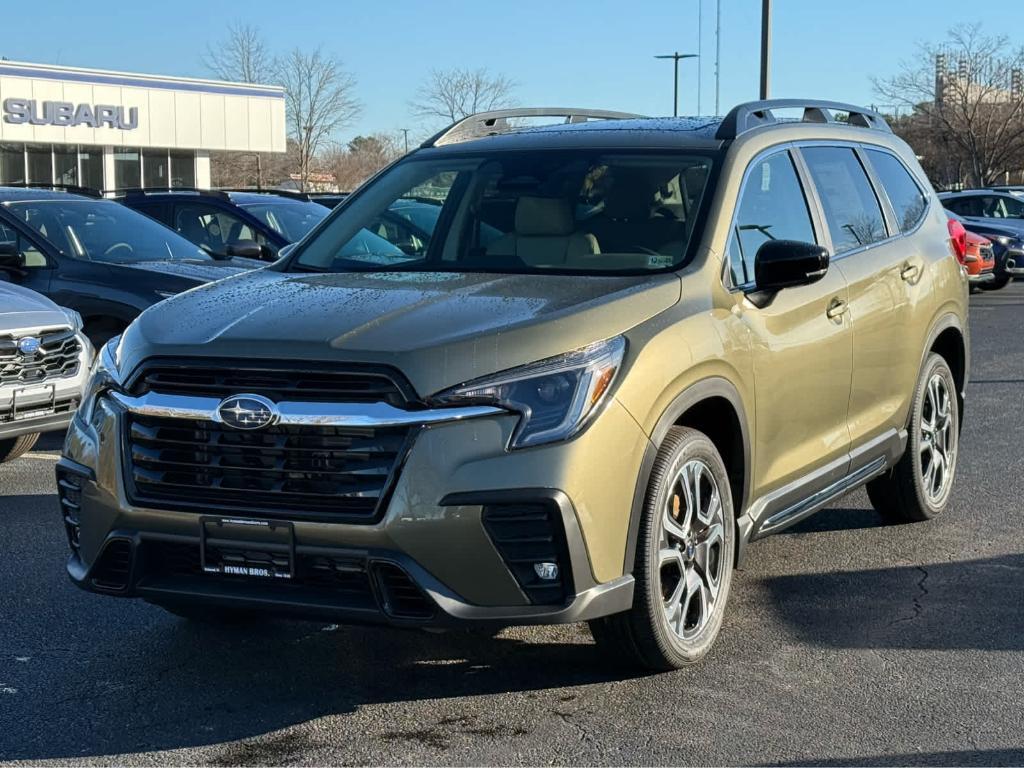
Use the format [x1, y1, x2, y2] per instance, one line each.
[203, 23, 273, 84]
[321, 133, 403, 191]
[276, 48, 361, 191]
[875, 26, 1024, 186]
[410, 67, 516, 126]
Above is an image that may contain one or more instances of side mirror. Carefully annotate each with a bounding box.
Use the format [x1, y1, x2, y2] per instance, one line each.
[225, 240, 263, 259]
[0, 245, 25, 278]
[753, 240, 829, 294]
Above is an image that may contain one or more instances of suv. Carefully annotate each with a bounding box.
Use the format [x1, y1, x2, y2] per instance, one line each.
[0, 187, 262, 347]
[1, 282, 91, 463]
[114, 188, 328, 261]
[60, 102, 969, 670]
[945, 210, 1023, 287]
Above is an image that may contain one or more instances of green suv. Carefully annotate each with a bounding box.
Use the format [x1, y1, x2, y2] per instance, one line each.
[59, 101, 969, 670]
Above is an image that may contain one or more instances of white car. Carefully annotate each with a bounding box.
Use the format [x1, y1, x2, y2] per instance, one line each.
[0, 282, 92, 463]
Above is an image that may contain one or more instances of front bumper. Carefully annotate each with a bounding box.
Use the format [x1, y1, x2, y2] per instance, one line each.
[1005, 250, 1024, 276]
[59, 388, 649, 627]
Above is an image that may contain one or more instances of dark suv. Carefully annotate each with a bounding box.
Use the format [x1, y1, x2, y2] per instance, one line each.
[0, 187, 261, 346]
[115, 188, 328, 261]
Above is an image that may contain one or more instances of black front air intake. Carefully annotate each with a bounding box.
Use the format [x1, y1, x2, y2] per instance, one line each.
[90, 539, 133, 592]
[482, 502, 572, 606]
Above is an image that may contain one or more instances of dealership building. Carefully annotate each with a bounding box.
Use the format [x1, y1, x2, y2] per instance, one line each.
[0, 60, 286, 191]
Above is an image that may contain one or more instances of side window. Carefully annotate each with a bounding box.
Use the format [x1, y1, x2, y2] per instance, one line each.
[945, 197, 980, 217]
[801, 146, 888, 255]
[0, 222, 46, 268]
[982, 195, 1024, 219]
[866, 149, 928, 233]
[729, 151, 816, 287]
[174, 204, 263, 252]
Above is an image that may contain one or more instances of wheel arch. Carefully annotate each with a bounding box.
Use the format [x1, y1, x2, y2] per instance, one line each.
[623, 377, 752, 575]
[923, 311, 968, 424]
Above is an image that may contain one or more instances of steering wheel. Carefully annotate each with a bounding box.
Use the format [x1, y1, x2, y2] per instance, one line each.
[103, 243, 134, 260]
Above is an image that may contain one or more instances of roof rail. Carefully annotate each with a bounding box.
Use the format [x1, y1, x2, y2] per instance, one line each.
[716, 99, 892, 140]
[2, 182, 102, 198]
[422, 107, 645, 148]
[104, 186, 228, 199]
[217, 187, 313, 201]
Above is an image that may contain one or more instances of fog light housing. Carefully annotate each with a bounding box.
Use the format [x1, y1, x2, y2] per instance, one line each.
[534, 562, 559, 581]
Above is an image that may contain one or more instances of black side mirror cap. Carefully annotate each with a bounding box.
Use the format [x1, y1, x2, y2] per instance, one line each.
[225, 240, 263, 260]
[749, 239, 829, 303]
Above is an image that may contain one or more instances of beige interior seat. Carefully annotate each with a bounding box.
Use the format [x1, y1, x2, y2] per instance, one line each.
[487, 196, 599, 266]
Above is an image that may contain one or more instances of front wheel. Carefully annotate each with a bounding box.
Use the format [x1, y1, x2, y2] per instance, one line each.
[0, 433, 39, 464]
[867, 353, 959, 521]
[589, 427, 735, 671]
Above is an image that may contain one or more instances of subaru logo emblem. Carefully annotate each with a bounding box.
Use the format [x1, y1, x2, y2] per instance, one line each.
[17, 336, 42, 356]
[216, 394, 279, 430]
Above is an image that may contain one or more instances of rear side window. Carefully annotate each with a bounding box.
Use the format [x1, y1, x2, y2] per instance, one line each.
[866, 149, 928, 232]
[802, 146, 887, 255]
[728, 150, 816, 287]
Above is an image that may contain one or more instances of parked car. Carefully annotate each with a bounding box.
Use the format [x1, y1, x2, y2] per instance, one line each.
[0, 281, 91, 463]
[939, 190, 1024, 239]
[946, 210, 1022, 288]
[989, 185, 1024, 197]
[0, 187, 263, 347]
[963, 229, 996, 289]
[308, 193, 349, 209]
[61, 101, 969, 671]
[114, 188, 328, 261]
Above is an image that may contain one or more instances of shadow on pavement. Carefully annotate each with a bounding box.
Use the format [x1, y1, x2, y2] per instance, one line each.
[759, 553, 1024, 652]
[773, 747, 1024, 766]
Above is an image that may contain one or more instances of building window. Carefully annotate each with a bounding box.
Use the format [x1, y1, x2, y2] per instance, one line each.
[169, 151, 195, 188]
[143, 149, 169, 189]
[26, 144, 53, 184]
[0, 144, 24, 185]
[114, 149, 140, 190]
[54, 148, 78, 186]
[79, 146, 104, 190]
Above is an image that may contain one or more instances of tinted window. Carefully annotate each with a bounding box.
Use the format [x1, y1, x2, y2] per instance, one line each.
[802, 147, 887, 254]
[174, 203, 267, 253]
[981, 195, 1024, 219]
[866, 149, 928, 232]
[294, 151, 717, 275]
[728, 151, 816, 286]
[238, 199, 328, 242]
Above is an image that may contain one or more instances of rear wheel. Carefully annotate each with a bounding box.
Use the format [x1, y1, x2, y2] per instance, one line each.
[0, 433, 40, 464]
[981, 275, 1010, 291]
[867, 353, 959, 522]
[589, 427, 735, 670]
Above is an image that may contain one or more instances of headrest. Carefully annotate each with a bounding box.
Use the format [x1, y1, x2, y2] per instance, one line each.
[515, 196, 574, 237]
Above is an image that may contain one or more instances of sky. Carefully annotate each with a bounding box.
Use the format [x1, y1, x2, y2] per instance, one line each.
[4, 0, 1024, 145]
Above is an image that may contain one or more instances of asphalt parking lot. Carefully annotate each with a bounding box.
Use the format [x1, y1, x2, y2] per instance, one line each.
[1, 283, 1022, 767]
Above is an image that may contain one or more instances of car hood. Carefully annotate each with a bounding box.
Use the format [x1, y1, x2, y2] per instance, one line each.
[960, 217, 1024, 238]
[114, 258, 264, 284]
[124, 269, 681, 396]
[0, 281, 69, 332]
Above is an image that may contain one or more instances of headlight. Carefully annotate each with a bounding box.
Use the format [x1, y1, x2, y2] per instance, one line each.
[61, 307, 83, 332]
[432, 336, 626, 449]
[989, 235, 1012, 247]
[78, 337, 124, 425]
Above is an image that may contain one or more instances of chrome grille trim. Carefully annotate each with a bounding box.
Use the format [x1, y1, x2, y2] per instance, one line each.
[110, 390, 505, 428]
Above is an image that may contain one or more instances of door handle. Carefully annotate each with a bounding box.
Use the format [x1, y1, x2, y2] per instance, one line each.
[901, 263, 920, 281]
[826, 297, 848, 320]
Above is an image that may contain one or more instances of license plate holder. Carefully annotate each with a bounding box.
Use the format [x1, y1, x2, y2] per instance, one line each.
[199, 516, 296, 580]
[4, 383, 57, 423]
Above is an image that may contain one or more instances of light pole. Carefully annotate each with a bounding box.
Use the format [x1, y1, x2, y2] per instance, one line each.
[655, 52, 699, 117]
[760, 0, 772, 100]
[715, 0, 721, 114]
[401, 128, 410, 154]
[697, 0, 702, 115]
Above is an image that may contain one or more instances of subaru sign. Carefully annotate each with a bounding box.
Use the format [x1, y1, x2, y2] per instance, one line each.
[2, 98, 138, 130]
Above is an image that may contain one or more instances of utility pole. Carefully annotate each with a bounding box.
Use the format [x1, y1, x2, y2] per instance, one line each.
[401, 128, 410, 154]
[697, 0, 702, 115]
[760, 0, 772, 100]
[715, 0, 722, 114]
[655, 51, 699, 117]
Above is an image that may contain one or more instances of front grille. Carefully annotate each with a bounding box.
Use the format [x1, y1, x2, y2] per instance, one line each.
[0, 329, 81, 386]
[128, 362, 411, 406]
[482, 502, 572, 605]
[124, 415, 411, 521]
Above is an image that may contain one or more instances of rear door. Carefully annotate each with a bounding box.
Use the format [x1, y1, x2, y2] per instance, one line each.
[798, 145, 924, 460]
[727, 148, 853, 505]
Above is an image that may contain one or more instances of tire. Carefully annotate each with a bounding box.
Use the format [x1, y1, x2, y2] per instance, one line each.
[867, 353, 959, 522]
[980, 275, 1010, 291]
[589, 426, 735, 671]
[154, 602, 261, 625]
[0, 433, 40, 463]
[84, 319, 125, 350]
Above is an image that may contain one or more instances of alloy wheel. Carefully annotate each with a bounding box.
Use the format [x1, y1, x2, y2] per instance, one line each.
[659, 459, 725, 641]
[920, 372, 956, 504]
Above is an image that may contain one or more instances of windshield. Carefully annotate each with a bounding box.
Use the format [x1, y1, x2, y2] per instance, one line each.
[292, 150, 717, 275]
[5, 199, 208, 263]
[238, 199, 328, 242]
